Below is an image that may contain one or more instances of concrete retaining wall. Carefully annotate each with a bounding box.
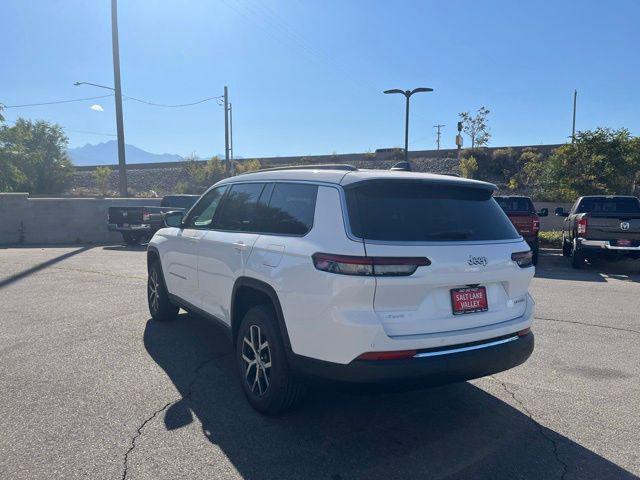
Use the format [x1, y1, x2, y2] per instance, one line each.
[1, 194, 571, 245]
[0, 193, 161, 245]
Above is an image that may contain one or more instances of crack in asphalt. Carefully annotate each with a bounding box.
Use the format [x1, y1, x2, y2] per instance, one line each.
[535, 316, 640, 335]
[120, 352, 232, 480]
[495, 379, 569, 480]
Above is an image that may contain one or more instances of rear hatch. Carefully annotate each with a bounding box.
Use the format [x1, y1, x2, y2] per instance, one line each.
[344, 180, 533, 337]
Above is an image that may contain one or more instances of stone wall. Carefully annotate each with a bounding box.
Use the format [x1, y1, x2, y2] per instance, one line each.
[0, 193, 161, 244]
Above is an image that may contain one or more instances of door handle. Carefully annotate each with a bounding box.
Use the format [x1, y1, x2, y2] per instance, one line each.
[232, 241, 247, 251]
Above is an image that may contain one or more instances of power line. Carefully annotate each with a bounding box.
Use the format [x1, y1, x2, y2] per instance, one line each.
[2, 94, 114, 108]
[3, 94, 224, 110]
[123, 95, 223, 108]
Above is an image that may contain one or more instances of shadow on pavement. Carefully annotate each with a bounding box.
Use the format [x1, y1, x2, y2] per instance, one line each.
[0, 245, 94, 290]
[102, 244, 148, 252]
[144, 313, 637, 480]
[535, 249, 640, 283]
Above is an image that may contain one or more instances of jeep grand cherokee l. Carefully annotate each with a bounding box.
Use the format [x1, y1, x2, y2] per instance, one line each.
[146, 166, 535, 414]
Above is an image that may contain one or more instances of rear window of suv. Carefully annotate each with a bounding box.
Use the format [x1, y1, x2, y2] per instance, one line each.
[345, 181, 519, 242]
[494, 196, 534, 213]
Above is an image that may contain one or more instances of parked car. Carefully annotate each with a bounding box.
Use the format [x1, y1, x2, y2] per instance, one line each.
[494, 195, 548, 265]
[556, 195, 640, 268]
[147, 165, 535, 414]
[108, 195, 198, 245]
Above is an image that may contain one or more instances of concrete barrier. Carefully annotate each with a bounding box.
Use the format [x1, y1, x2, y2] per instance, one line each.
[0, 193, 161, 245]
[0, 194, 571, 245]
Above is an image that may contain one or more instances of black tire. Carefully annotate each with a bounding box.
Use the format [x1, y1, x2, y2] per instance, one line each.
[236, 305, 305, 415]
[570, 243, 585, 269]
[147, 261, 179, 321]
[562, 236, 571, 257]
[532, 247, 539, 266]
[122, 231, 143, 245]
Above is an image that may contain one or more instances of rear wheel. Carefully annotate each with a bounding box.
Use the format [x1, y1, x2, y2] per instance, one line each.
[122, 231, 143, 245]
[148, 261, 179, 321]
[562, 235, 571, 257]
[236, 305, 305, 414]
[570, 242, 585, 269]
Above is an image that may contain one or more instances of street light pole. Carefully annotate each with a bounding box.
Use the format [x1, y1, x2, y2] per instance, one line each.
[111, 0, 127, 196]
[384, 87, 434, 163]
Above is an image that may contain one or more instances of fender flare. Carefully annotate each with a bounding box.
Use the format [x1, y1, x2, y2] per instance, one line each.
[231, 277, 294, 357]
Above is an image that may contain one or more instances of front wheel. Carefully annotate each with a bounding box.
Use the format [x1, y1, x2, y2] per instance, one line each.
[236, 305, 305, 415]
[562, 235, 571, 257]
[147, 261, 179, 321]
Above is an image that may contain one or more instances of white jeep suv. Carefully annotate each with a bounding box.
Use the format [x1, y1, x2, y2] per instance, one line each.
[147, 165, 535, 414]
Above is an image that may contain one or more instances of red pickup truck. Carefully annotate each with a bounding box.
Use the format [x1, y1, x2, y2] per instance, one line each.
[494, 196, 548, 265]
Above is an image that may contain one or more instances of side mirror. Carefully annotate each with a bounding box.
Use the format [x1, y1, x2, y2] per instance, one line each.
[538, 208, 549, 217]
[554, 207, 568, 217]
[164, 211, 184, 228]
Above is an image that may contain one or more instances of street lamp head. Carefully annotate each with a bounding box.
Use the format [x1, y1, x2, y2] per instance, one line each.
[73, 82, 81, 86]
[383, 89, 405, 95]
[411, 87, 434, 95]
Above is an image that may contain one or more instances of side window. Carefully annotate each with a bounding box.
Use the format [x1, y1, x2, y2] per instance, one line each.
[214, 183, 265, 231]
[258, 183, 318, 235]
[183, 186, 227, 228]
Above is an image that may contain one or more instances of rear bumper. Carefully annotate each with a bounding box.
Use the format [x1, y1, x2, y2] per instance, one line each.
[578, 238, 640, 252]
[290, 331, 534, 385]
[107, 223, 153, 232]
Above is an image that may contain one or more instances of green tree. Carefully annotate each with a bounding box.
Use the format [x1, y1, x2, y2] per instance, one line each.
[459, 155, 478, 178]
[0, 118, 73, 193]
[533, 128, 640, 201]
[92, 166, 112, 196]
[459, 106, 491, 150]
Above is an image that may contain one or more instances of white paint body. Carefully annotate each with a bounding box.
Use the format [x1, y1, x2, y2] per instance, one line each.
[150, 169, 535, 365]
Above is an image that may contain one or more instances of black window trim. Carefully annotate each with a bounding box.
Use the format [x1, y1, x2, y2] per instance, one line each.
[181, 185, 229, 230]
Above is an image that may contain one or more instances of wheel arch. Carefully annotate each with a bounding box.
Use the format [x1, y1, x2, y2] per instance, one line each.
[231, 277, 293, 356]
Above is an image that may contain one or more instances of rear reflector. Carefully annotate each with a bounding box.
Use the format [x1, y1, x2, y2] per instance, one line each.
[312, 253, 430, 276]
[357, 350, 417, 361]
[517, 327, 531, 337]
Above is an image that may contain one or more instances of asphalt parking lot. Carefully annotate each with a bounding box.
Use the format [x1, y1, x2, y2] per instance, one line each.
[0, 246, 638, 480]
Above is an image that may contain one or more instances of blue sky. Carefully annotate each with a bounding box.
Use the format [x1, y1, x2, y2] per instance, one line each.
[2, 0, 639, 159]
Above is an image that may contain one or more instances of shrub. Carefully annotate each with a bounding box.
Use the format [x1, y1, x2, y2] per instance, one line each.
[460, 155, 478, 178]
[92, 166, 112, 196]
[539, 230, 563, 248]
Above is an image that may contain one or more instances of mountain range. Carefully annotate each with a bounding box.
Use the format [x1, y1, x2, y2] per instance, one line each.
[67, 140, 185, 166]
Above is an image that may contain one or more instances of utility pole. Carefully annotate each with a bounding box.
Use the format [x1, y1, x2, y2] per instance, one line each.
[111, 0, 127, 197]
[229, 103, 234, 161]
[224, 86, 233, 174]
[571, 89, 577, 143]
[456, 121, 463, 162]
[433, 124, 445, 150]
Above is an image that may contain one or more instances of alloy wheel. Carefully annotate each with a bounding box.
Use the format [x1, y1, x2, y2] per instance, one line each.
[148, 269, 159, 313]
[241, 325, 272, 397]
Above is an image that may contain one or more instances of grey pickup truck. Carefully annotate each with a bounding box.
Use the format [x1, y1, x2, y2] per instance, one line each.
[107, 195, 198, 245]
[555, 196, 640, 268]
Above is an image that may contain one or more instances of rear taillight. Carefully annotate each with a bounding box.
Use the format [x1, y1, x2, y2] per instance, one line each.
[142, 209, 150, 222]
[357, 350, 417, 361]
[517, 327, 531, 337]
[532, 218, 540, 234]
[312, 253, 430, 277]
[511, 250, 533, 268]
[577, 217, 587, 235]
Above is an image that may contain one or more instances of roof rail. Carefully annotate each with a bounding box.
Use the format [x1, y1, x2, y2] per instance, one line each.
[243, 164, 358, 174]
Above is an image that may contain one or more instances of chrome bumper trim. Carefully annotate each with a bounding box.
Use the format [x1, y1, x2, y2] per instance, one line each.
[579, 239, 640, 250]
[413, 335, 520, 358]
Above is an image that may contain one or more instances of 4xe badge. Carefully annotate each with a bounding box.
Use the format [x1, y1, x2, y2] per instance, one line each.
[467, 255, 488, 266]
[620, 221, 630, 231]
